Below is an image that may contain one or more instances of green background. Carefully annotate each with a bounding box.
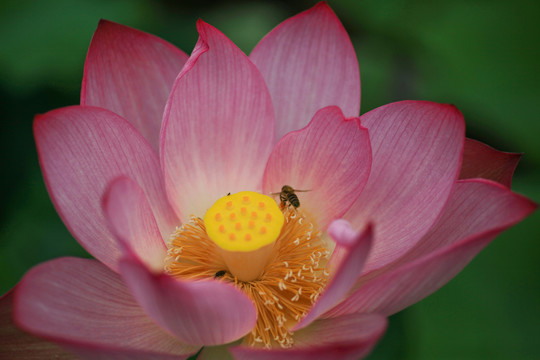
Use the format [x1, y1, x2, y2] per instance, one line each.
[1, 0, 538, 359]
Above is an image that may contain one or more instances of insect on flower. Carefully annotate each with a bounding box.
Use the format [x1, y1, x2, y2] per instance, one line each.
[271, 185, 311, 210]
[214, 270, 227, 279]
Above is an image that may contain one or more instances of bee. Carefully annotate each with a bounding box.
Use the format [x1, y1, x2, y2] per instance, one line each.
[214, 270, 227, 279]
[271, 185, 310, 210]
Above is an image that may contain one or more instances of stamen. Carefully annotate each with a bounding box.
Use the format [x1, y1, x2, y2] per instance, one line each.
[166, 202, 329, 349]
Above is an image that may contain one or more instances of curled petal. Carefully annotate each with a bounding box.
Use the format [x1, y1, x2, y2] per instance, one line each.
[345, 101, 465, 272]
[293, 221, 373, 330]
[251, 2, 361, 140]
[231, 313, 386, 360]
[102, 176, 167, 272]
[13, 258, 197, 358]
[459, 138, 521, 187]
[118, 252, 257, 346]
[263, 106, 371, 229]
[327, 179, 536, 317]
[34, 106, 178, 271]
[82, 20, 188, 152]
[161, 20, 274, 220]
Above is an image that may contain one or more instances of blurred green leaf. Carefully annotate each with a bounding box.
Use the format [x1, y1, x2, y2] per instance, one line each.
[0, 0, 155, 94]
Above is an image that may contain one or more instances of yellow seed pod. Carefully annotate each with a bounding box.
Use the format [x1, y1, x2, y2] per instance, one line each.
[204, 191, 284, 252]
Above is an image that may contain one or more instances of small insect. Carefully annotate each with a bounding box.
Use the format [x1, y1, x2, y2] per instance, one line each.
[214, 270, 227, 279]
[271, 185, 310, 210]
[227, 192, 231, 196]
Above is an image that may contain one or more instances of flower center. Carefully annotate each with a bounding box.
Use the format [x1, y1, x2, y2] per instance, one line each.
[203, 191, 284, 281]
[164, 191, 330, 348]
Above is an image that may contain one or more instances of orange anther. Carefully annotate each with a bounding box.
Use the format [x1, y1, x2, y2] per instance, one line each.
[235, 222, 242, 230]
[242, 196, 250, 203]
[249, 220, 255, 229]
[260, 226, 267, 234]
[251, 211, 258, 219]
[214, 213, 222, 221]
[229, 212, 237, 220]
[258, 202, 266, 209]
[229, 233, 236, 241]
[241, 207, 247, 215]
[219, 225, 226, 233]
[244, 234, 252, 241]
[265, 213, 272, 222]
[226, 201, 233, 209]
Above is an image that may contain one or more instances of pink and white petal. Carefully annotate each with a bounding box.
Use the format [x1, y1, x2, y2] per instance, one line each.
[231, 313, 386, 360]
[263, 106, 371, 229]
[81, 20, 188, 152]
[385, 179, 536, 265]
[327, 179, 536, 317]
[118, 253, 256, 346]
[459, 138, 521, 187]
[293, 221, 373, 330]
[351, 178, 537, 288]
[14, 258, 197, 358]
[250, 2, 360, 141]
[103, 176, 167, 272]
[161, 20, 274, 220]
[35, 106, 179, 271]
[0, 290, 75, 359]
[345, 101, 465, 272]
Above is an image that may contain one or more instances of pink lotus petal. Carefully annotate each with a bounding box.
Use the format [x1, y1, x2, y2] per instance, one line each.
[263, 106, 371, 229]
[81, 20, 188, 152]
[459, 138, 521, 187]
[35, 106, 178, 271]
[250, 2, 360, 141]
[293, 220, 373, 330]
[102, 176, 167, 272]
[326, 179, 536, 317]
[344, 101, 465, 272]
[161, 20, 274, 220]
[14, 258, 197, 358]
[63, 345, 194, 360]
[118, 252, 257, 346]
[0, 290, 74, 359]
[231, 313, 386, 360]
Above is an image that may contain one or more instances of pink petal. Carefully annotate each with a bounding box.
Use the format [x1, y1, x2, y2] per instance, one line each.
[231, 313, 386, 360]
[344, 101, 465, 272]
[293, 221, 373, 330]
[34, 106, 179, 271]
[0, 290, 74, 359]
[459, 138, 521, 187]
[14, 258, 197, 358]
[161, 20, 274, 220]
[326, 179, 536, 317]
[63, 345, 194, 360]
[102, 176, 167, 272]
[81, 20, 188, 152]
[118, 252, 257, 346]
[250, 2, 360, 141]
[263, 106, 371, 229]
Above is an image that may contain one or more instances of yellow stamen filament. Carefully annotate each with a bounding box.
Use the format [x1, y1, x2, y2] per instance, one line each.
[165, 206, 329, 349]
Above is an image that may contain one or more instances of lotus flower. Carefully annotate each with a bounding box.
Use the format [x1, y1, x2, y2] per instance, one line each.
[1, 2, 535, 359]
